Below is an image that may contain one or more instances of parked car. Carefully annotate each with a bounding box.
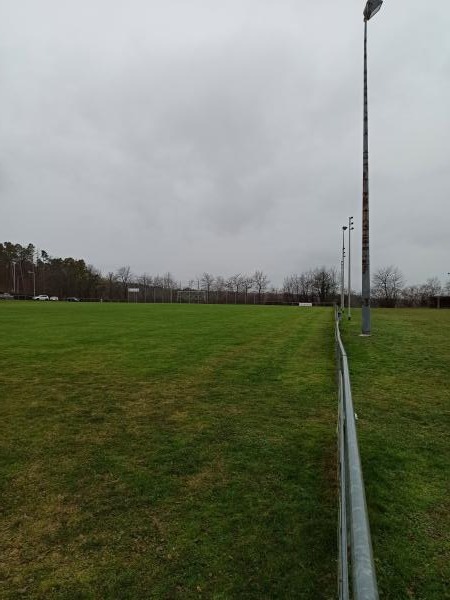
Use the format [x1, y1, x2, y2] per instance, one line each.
[0, 292, 14, 300]
[65, 297, 80, 302]
[33, 295, 49, 301]
[49, 296, 59, 301]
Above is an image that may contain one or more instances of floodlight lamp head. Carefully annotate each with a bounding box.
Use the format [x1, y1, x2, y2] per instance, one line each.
[343, 226, 348, 231]
[364, 0, 383, 21]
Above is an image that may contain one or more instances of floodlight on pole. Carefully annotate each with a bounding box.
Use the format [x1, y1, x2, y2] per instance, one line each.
[364, 0, 383, 21]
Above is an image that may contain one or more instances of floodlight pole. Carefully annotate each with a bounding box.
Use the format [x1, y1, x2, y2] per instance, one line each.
[12, 261, 16, 293]
[28, 270, 36, 297]
[361, 18, 371, 335]
[341, 226, 348, 311]
[361, 0, 383, 335]
[348, 217, 354, 319]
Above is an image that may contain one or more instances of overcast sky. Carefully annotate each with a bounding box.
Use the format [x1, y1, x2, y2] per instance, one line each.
[1, 0, 449, 287]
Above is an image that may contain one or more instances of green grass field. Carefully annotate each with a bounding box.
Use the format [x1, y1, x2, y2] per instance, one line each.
[0, 303, 337, 599]
[341, 309, 450, 600]
[1, 304, 449, 599]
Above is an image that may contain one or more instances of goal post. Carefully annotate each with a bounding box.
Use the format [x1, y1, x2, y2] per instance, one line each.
[176, 290, 207, 304]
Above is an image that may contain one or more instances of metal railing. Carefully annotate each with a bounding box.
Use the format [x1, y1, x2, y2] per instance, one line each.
[336, 311, 379, 600]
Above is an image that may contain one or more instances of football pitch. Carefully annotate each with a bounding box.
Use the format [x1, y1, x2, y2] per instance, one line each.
[0, 303, 337, 599]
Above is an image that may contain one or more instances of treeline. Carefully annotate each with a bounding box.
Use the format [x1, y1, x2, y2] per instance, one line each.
[1, 242, 340, 304]
[1, 243, 446, 306]
[283, 266, 448, 308]
[0, 243, 102, 299]
[282, 268, 338, 303]
[371, 266, 448, 308]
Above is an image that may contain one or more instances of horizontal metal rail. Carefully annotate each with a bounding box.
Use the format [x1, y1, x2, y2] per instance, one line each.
[336, 311, 379, 600]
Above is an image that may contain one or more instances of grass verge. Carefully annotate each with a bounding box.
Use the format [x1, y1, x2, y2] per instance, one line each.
[341, 309, 450, 600]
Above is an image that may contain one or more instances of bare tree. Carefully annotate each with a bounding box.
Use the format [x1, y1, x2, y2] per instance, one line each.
[241, 275, 254, 304]
[83, 265, 102, 298]
[150, 275, 163, 302]
[420, 277, 442, 306]
[200, 272, 215, 303]
[283, 274, 307, 302]
[299, 272, 314, 301]
[105, 272, 117, 299]
[253, 270, 269, 304]
[138, 273, 152, 303]
[153, 275, 164, 288]
[213, 275, 226, 303]
[446, 279, 450, 295]
[401, 284, 421, 307]
[283, 275, 296, 301]
[311, 267, 338, 303]
[227, 274, 243, 304]
[116, 266, 132, 299]
[372, 266, 404, 307]
[163, 272, 176, 303]
[284, 269, 332, 303]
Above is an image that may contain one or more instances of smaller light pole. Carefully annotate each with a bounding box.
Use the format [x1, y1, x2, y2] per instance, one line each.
[12, 261, 16, 294]
[347, 217, 354, 319]
[341, 226, 348, 311]
[28, 271, 36, 297]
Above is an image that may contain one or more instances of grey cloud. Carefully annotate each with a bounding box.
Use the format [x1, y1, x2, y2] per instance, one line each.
[1, 0, 449, 286]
